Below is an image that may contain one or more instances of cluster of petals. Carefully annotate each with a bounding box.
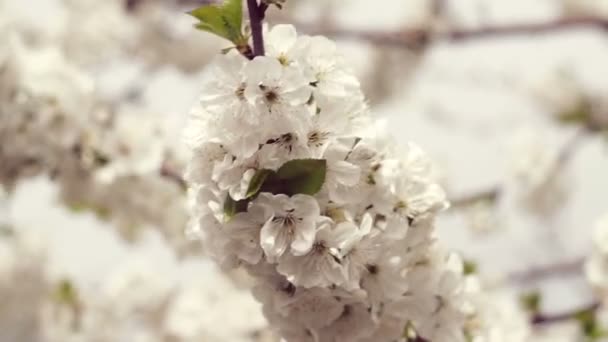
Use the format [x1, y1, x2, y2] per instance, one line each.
[186, 25, 474, 341]
[0, 33, 189, 247]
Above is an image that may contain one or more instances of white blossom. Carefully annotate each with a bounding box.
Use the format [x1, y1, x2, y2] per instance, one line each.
[185, 24, 474, 342]
[257, 193, 321, 260]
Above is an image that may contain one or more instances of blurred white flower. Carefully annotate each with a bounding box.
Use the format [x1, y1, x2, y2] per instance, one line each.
[507, 128, 569, 216]
[586, 214, 608, 293]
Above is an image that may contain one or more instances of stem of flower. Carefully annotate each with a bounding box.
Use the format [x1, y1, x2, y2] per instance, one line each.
[247, 0, 266, 57]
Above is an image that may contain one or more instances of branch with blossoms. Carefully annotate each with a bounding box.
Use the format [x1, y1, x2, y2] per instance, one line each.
[4, 0, 608, 341]
[0, 223, 271, 341]
[0, 42, 192, 250]
[185, 1, 484, 341]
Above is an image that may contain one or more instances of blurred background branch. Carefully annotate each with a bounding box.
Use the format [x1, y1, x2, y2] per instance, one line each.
[290, 16, 608, 51]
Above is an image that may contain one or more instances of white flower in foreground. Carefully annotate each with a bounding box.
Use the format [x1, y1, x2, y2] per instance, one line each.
[224, 202, 271, 265]
[257, 193, 320, 260]
[265, 24, 299, 65]
[294, 35, 360, 99]
[277, 218, 354, 288]
[244, 56, 312, 134]
[186, 24, 476, 341]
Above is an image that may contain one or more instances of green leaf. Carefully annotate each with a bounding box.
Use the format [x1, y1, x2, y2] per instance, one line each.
[576, 309, 606, 340]
[54, 279, 78, 305]
[246, 169, 276, 198]
[520, 290, 542, 314]
[558, 100, 591, 125]
[223, 193, 249, 220]
[271, 159, 327, 196]
[0, 224, 13, 237]
[463, 260, 477, 275]
[189, 0, 244, 43]
[67, 202, 110, 220]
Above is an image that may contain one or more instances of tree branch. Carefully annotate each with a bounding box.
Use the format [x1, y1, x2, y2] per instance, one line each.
[160, 163, 187, 191]
[292, 16, 608, 50]
[450, 187, 500, 209]
[247, 0, 266, 57]
[509, 257, 584, 283]
[532, 301, 600, 325]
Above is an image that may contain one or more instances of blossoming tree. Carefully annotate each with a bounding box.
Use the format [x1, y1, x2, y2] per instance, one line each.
[1, 0, 608, 341]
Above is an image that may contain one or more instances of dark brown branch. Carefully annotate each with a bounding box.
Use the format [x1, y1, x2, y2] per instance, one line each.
[247, 0, 266, 57]
[407, 337, 429, 342]
[126, 0, 214, 12]
[532, 301, 600, 325]
[160, 163, 187, 191]
[293, 16, 608, 50]
[447, 17, 608, 42]
[509, 257, 585, 283]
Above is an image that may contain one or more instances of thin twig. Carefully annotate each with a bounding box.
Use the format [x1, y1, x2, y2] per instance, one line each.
[160, 163, 187, 191]
[247, 0, 266, 57]
[509, 257, 585, 283]
[546, 127, 588, 182]
[292, 16, 608, 50]
[532, 301, 600, 325]
[450, 187, 500, 209]
[450, 128, 587, 209]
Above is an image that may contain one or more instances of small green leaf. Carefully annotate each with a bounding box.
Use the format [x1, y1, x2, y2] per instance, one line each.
[67, 202, 88, 213]
[274, 159, 327, 195]
[246, 169, 276, 198]
[463, 260, 477, 275]
[67, 202, 110, 220]
[0, 224, 13, 237]
[223, 193, 249, 220]
[402, 321, 416, 339]
[558, 100, 591, 125]
[54, 279, 78, 305]
[189, 0, 244, 43]
[520, 290, 542, 314]
[576, 309, 606, 340]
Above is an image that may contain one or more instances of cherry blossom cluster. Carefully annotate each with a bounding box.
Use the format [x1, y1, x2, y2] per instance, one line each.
[0, 223, 271, 342]
[0, 32, 190, 248]
[185, 24, 477, 341]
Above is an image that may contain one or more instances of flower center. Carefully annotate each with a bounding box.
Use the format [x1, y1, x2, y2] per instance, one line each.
[259, 84, 279, 104]
[234, 83, 246, 100]
[312, 241, 326, 254]
[273, 208, 302, 229]
[366, 263, 379, 275]
[277, 54, 290, 66]
[308, 131, 330, 148]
